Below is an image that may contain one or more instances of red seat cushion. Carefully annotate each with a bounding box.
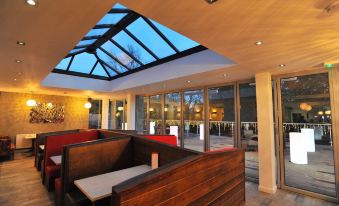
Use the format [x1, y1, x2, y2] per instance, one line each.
[143, 135, 177, 146]
[45, 165, 61, 177]
[55, 177, 62, 193]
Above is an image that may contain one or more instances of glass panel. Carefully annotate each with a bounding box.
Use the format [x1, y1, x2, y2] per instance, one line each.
[208, 86, 235, 151]
[280, 73, 336, 197]
[113, 31, 156, 64]
[126, 18, 176, 58]
[96, 49, 128, 73]
[183, 90, 204, 152]
[55, 57, 71, 70]
[101, 64, 117, 77]
[165, 93, 181, 146]
[108, 100, 114, 129]
[89, 99, 102, 129]
[97, 13, 127, 25]
[91, 63, 108, 77]
[69, 53, 97, 74]
[149, 95, 163, 135]
[85, 28, 109, 37]
[115, 100, 124, 129]
[69, 48, 84, 54]
[150, 19, 199, 52]
[136, 96, 148, 134]
[76, 39, 96, 47]
[239, 83, 259, 181]
[101, 41, 140, 69]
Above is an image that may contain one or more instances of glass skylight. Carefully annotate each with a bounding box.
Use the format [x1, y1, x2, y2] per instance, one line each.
[53, 3, 205, 80]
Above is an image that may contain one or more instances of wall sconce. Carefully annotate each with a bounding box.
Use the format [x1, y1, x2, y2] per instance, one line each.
[177, 108, 181, 112]
[84, 102, 92, 109]
[164, 107, 168, 112]
[47, 102, 53, 108]
[149, 108, 154, 112]
[212, 108, 217, 113]
[26, 99, 37, 107]
[117, 106, 124, 111]
[325, 110, 331, 115]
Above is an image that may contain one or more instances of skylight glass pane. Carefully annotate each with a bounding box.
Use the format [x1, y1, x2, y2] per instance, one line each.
[69, 48, 84, 54]
[96, 49, 128, 73]
[76, 39, 96, 47]
[92, 63, 108, 77]
[55, 57, 71, 70]
[112, 31, 156, 64]
[126, 18, 176, 58]
[97, 13, 127, 25]
[85, 28, 109, 37]
[150, 19, 199, 52]
[114, 3, 127, 9]
[101, 41, 140, 69]
[69, 52, 97, 74]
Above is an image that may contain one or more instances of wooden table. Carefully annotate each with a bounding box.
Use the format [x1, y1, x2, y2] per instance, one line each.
[50, 155, 62, 165]
[74, 165, 151, 202]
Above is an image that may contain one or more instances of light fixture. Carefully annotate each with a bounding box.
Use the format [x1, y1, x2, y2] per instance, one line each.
[187, 80, 191, 83]
[149, 108, 154, 112]
[177, 108, 181, 112]
[318, 111, 324, 115]
[325, 110, 331, 115]
[164, 107, 168, 112]
[26, 99, 37, 107]
[117, 106, 124, 111]
[84, 102, 92, 109]
[255, 41, 263, 45]
[279, 64, 286, 68]
[26, 0, 37, 6]
[14, 78, 17, 81]
[17, 41, 26, 46]
[15, 59, 23, 63]
[223, 74, 228, 78]
[206, 0, 218, 4]
[47, 102, 53, 108]
[299, 102, 312, 112]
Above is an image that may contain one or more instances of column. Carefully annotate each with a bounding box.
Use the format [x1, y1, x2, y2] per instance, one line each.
[255, 72, 277, 194]
[126, 94, 136, 130]
[101, 99, 109, 129]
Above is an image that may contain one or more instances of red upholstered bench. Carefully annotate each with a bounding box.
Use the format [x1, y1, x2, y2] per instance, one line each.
[54, 177, 62, 206]
[44, 130, 99, 191]
[143, 135, 177, 146]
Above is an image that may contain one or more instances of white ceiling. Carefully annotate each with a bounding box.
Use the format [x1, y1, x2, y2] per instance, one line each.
[0, 0, 338, 98]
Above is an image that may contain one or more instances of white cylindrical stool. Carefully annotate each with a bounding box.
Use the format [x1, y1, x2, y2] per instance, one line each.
[150, 122, 155, 135]
[301, 128, 315, 152]
[199, 124, 204, 140]
[170, 126, 179, 145]
[289, 132, 308, 164]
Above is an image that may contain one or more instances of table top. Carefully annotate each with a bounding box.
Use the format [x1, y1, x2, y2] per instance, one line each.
[23, 134, 37, 139]
[39, 145, 45, 150]
[74, 164, 151, 202]
[50, 155, 61, 165]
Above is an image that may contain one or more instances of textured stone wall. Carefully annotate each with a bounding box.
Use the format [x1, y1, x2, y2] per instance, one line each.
[0, 92, 89, 141]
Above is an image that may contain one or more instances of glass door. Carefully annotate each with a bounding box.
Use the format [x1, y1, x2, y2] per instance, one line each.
[183, 89, 204, 152]
[164, 93, 181, 146]
[239, 82, 259, 181]
[208, 85, 235, 150]
[278, 72, 337, 198]
[149, 95, 163, 135]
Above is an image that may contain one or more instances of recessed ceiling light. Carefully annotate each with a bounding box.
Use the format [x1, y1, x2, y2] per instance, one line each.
[223, 74, 228, 78]
[279, 64, 286, 67]
[25, 0, 37, 6]
[255, 41, 263, 46]
[206, 0, 218, 4]
[17, 41, 26, 46]
[187, 80, 191, 83]
[15, 59, 23, 63]
[14, 78, 17, 81]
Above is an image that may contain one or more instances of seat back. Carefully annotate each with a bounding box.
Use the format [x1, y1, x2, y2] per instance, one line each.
[0, 139, 11, 157]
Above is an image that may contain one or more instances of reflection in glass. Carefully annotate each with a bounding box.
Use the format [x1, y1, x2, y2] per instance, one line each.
[239, 83, 259, 181]
[208, 86, 235, 150]
[89, 99, 102, 129]
[136, 96, 148, 134]
[164, 93, 181, 146]
[183, 90, 204, 152]
[280, 73, 336, 197]
[149, 95, 163, 134]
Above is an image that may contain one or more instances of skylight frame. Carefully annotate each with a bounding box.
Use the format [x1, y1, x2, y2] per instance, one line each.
[52, 5, 207, 81]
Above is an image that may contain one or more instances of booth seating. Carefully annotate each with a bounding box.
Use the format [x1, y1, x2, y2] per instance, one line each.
[44, 130, 134, 191]
[0, 136, 15, 160]
[56, 135, 244, 206]
[142, 135, 177, 146]
[35, 129, 81, 171]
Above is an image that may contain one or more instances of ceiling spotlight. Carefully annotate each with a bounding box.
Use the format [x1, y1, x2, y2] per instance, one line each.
[206, 0, 218, 4]
[17, 41, 26, 46]
[223, 74, 228, 78]
[14, 78, 17, 81]
[26, 0, 37, 6]
[187, 80, 191, 83]
[279, 64, 286, 68]
[15, 60, 23, 63]
[255, 41, 263, 46]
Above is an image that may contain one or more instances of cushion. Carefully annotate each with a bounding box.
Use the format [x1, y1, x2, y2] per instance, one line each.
[143, 135, 177, 146]
[46, 165, 61, 177]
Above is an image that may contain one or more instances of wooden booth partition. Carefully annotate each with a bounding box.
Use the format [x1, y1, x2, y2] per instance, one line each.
[111, 149, 245, 206]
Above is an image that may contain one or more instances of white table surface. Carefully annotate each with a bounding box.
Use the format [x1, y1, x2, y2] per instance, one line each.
[50, 155, 62, 165]
[23, 134, 37, 139]
[39, 145, 45, 150]
[74, 164, 151, 202]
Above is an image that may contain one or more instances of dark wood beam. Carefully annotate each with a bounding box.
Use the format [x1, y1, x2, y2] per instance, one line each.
[89, 61, 99, 75]
[98, 47, 131, 71]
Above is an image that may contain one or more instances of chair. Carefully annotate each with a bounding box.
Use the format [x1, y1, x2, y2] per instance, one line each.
[0, 136, 15, 160]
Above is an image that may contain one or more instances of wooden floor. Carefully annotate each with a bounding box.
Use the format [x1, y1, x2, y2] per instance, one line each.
[0, 151, 338, 206]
